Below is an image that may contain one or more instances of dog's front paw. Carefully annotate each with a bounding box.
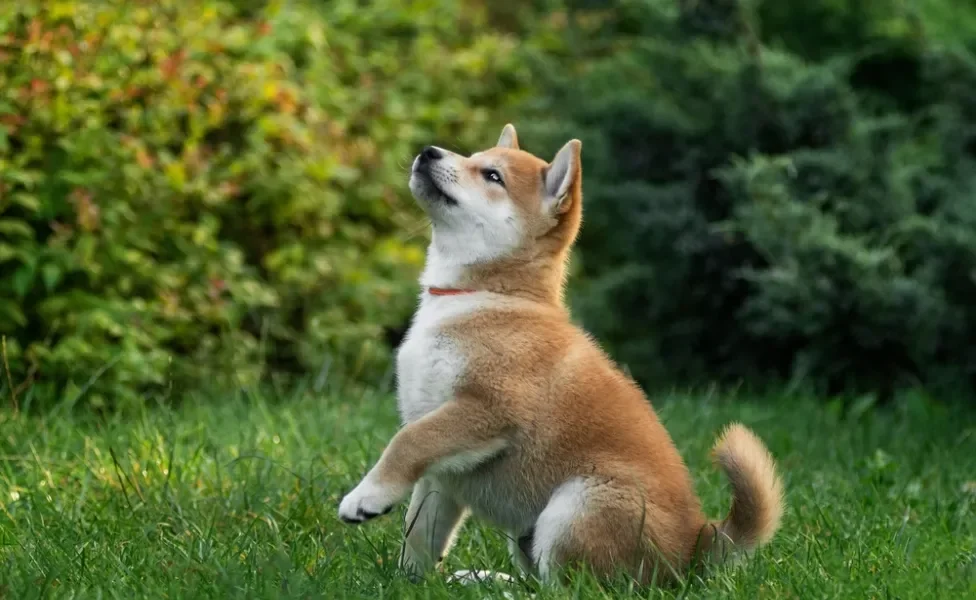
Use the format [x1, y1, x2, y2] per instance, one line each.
[338, 477, 401, 524]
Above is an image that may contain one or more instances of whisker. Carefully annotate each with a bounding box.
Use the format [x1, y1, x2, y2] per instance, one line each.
[399, 218, 432, 244]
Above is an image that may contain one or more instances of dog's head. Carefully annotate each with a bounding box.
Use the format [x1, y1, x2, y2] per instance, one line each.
[409, 124, 582, 266]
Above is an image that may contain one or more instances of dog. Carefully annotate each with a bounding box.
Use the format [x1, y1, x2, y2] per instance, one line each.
[338, 124, 785, 586]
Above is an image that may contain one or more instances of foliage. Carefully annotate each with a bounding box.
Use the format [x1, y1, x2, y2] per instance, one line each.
[0, 0, 528, 410]
[2, 385, 974, 597]
[520, 0, 976, 398]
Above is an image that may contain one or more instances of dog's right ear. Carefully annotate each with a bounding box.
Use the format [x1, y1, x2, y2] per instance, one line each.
[543, 139, 582, 215]
[496, 123, 519, 150]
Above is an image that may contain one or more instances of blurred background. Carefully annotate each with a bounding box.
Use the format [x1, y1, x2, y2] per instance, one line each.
[3, 0, 976, 413]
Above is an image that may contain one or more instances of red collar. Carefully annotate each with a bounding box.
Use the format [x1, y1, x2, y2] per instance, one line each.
[426, 286, 478, 296]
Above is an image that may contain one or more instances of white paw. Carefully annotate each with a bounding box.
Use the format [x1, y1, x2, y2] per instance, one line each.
[338, 476, 401, 524]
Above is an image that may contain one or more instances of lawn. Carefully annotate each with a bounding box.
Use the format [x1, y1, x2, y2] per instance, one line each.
[2, 384, 974, 599]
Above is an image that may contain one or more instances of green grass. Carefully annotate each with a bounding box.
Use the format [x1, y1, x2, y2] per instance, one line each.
[2, 385, 975, 599]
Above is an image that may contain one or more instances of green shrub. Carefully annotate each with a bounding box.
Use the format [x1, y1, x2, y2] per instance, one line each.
[0, 0, 529, 411]
[520, 0, 976, 398]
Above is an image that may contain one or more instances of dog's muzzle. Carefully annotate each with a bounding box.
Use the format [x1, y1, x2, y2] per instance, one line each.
[410, 146, 456, 205]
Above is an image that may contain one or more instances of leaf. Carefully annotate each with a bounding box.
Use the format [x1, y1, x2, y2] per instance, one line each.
[11, 263, 36, 298]
[848, 393, 878, 421]
[6, 170, 41, 188]
[0, 243, 26, 263]
[49, 1, 77, 19]
[0, 300, 27, 329]
[165, 162, 186, 188]
[11, 192, 41, 213]
[41, 263, 63, 291]
[0, 219, 34, 238]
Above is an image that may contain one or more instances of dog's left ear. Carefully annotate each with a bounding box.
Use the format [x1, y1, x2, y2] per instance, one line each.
[497, 123, 519, 150]
[544, 139, 582, 214]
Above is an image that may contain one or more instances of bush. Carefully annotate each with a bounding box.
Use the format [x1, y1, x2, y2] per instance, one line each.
[520, 0, 976, 398]
[0, 0, 529, 411]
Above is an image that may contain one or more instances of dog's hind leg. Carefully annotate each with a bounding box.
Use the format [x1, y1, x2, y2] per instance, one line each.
[531, 478, 590, 582]
[531, 477, 684, 586]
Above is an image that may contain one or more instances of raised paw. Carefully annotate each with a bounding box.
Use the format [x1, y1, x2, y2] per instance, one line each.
[337, 477, 401, 524]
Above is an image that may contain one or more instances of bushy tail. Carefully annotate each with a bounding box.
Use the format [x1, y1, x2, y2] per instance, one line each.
[698, 423, 785, 563]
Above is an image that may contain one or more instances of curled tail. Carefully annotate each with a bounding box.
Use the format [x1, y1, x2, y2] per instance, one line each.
[698, 423, 785, 563]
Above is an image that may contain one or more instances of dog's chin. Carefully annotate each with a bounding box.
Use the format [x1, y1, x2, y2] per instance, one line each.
[409, 171, 458, 209]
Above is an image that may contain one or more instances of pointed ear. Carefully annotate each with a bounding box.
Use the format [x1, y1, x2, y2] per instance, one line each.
[544, 139, 582, 213]
[497, 123, 519, 150]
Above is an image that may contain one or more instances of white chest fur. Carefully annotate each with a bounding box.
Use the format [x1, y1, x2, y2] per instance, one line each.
[395, 293, 488, 424]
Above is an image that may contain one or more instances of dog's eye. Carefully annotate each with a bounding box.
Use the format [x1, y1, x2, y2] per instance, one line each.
[482, 169, 504, 186]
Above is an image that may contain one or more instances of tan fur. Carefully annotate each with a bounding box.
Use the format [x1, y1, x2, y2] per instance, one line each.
[338, 125, 786, 586]
[706, 424, 785, 550]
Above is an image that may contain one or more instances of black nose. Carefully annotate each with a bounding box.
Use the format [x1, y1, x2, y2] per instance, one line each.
[419, 146, 443, 163]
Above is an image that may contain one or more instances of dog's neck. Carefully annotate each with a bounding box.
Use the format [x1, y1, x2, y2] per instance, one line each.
[420, 242, 568, 307]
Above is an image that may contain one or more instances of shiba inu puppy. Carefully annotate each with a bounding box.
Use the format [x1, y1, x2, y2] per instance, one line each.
[338, 124, 785, 586]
